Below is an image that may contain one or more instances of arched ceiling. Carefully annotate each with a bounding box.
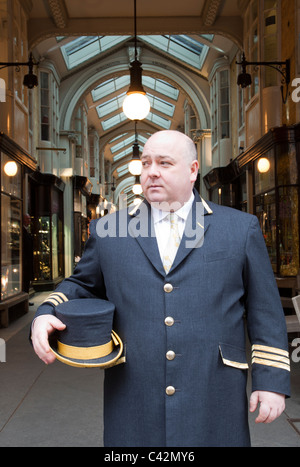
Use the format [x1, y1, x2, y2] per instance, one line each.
[25, 0, 244, 201]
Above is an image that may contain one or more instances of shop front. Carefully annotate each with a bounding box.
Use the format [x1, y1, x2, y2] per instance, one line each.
[238, 125, 299, 278]
[28, 172, 65, 291]
[0, 133, 36, 326]
[204, 125, 300, 280]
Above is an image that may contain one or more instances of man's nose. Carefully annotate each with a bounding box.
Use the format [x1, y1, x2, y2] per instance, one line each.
[148, 162, 160, 177]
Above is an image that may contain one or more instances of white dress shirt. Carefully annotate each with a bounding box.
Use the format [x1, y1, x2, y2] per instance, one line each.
[151, 193, 194, 261]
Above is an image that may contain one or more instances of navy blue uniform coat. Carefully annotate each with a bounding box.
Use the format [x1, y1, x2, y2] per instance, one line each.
[35, 191, 290, 447]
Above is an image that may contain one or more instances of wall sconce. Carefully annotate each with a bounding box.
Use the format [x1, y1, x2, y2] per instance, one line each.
[4, 161, 18, 176]
[122, 0, 150, 121]
[236, 52, 290, 104]
[257, 157, 270, 174]
[0, 53, 38, 89]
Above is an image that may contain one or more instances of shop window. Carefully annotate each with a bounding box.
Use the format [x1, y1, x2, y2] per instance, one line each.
[210, 68, 230, 145]
[254, 151, 275, 193]
[278, 187, 299, 277]
[255, 190, 277, 272]
[0, 154, 22, 299]
[29, 175, 64, 288]
[253, 140, 299, 277]
[220, 70, 230, 139]
[40, 71, 50, 141]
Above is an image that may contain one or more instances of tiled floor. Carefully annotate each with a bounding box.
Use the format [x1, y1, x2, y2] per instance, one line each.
[1, 292, 300, 447]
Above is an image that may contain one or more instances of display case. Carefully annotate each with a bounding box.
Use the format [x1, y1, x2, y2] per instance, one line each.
[252, 128, 300, 277]
[0, 133, 37, 326]
[29, 172, 64, 290]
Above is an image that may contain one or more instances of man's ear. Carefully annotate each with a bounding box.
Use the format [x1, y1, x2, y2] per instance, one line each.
[190, 160, 199, 183]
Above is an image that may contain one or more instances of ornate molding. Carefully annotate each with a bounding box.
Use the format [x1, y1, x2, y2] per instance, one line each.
[202, 0, 222, 26]
[47, 0, 68, 29]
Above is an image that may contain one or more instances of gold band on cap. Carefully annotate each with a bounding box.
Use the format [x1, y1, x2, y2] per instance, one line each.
[57, 339, 114, 361]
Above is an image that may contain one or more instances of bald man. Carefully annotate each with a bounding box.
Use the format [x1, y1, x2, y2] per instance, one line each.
[32, 131, 290, 447]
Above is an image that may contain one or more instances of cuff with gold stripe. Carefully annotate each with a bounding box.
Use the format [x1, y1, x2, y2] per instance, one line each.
[251, 344, 290, 372]
[42, 292, 69, 307]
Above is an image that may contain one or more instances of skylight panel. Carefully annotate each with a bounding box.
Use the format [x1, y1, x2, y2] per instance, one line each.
[102, 112, 127, 131]
[171, 35, 204, 55]
[148, 94, 175, 117]
[96, 93, 126, 118]
[139, 35, 208, 70]
[60, 36, 130, 69]
[146, 112, 171, 129]
[111, 135, 136, 154]
[92, 76, 130, 102]
[200, 34, 214, 42]
[113, 146, 133, 162]
[117, 164, 129, 177]
[109, 133, 128, 144]
[142, 76, 179, 101]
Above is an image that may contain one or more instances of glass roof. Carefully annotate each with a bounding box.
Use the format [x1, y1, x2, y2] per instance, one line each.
[90, 74, 178, 134]
[60, 36, 130, 69]
[57, 33, 213, 181]
[92, 76, 130, 102]
[112, 134, 147, 163]
[60, 34, 209, 72]
[139, 35, 209, 69]
[142, 76, 179, 100]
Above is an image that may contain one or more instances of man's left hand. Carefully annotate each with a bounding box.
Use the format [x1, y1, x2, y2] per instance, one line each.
[249, 391, 285, 423]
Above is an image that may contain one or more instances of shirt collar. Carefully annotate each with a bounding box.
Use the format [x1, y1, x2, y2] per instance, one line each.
[151, 192, 194, 224]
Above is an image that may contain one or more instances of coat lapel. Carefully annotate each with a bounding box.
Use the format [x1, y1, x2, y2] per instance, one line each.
[171, 192, 212, 272]
[128, 192, 213, 277]
[128, 199, 165, 276]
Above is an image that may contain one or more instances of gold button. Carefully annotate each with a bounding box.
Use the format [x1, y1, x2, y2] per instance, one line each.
[165, 316, 174, 326]
[166, 350, 176, 361]
[166, 386, 176, 396]
[164, 283, 173, 293]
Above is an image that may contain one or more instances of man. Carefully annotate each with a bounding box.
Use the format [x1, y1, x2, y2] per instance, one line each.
[31, 130, 290, 447]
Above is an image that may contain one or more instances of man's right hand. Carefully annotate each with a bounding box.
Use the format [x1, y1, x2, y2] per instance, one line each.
[31, 315, 66, 364]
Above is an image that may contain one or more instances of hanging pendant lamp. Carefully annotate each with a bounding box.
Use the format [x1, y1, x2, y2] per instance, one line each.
[132, 175, 143, 195]
[122, 0, 150, 121]
[128, 121, 142, 175]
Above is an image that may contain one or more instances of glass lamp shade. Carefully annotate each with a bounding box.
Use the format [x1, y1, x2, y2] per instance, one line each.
[123, 92, 151, 120]
[132, 175, 143, 195]
[4, 161, 18, 176]
[257, 157, 270, 174]
[128, 158, 142, 176]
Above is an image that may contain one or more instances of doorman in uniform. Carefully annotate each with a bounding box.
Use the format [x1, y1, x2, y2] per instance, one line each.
[31, 130, 290, 447]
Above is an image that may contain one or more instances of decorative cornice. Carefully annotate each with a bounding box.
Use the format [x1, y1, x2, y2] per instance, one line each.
[47, 0, 68, 29]
[202, 0, 222, 26]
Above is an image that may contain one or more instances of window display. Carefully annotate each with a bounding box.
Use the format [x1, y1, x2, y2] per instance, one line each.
[29, 175, 64, 288]
[0, 154, 22, 299]
[254, 142, 299, 277]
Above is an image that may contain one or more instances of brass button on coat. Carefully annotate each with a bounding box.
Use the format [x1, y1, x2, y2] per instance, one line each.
[166, 386, 176, 396]
[164, 283, 173, 293]
[166, 350, 176, 360]
[164, 316, 174, 326]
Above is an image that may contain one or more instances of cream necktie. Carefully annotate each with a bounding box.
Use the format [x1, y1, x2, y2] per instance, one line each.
[163, 212, 181, 274]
